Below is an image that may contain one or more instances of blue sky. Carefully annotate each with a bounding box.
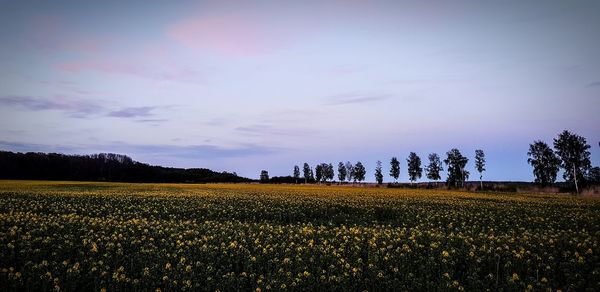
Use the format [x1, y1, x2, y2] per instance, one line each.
[1, 0, 599, 181]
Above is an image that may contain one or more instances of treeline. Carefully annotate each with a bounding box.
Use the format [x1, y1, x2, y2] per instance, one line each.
[261, 130, 599, 193]
[259, 148, 485, 188]
[0, 151, 252, 183]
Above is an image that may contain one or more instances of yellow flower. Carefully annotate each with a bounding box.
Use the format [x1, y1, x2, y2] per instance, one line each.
[511, 273, 519, 281]
[442, 251, 450, 258]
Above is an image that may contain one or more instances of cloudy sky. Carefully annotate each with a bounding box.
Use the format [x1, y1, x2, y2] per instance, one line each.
[1, 0, 599, 181]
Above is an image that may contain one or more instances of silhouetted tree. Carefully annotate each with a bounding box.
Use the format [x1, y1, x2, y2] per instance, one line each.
[321, 163, 334, 182]
[260, 170, 269, 183]
[426, 153, 443, 184]
[389, 157, 400, 183]
[553, 130, 591, 194]
[303, 163, 311, 183]
[444, 149, 469, 187]
[345, 161, 355, 183]
[338, 162, 347, 183]
[374, 161, 383, 184]
[293, 165, 300, 184]
[354, 161, 366, 183]
[475, 149, 486, 190]
[315, 164, 323, 183]
[407, 152, 422, 184]
[527, 141, 560, 187]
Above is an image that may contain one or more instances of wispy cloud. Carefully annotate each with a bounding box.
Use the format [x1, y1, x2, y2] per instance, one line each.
[0, 140, 85, 154]
[0, 95, 172, 121]
[0, 140, 277, 160]
[587, 81, 600, 87]
[108, 106, 156, 118]
[125, 143, 278, 159]
[136, 118, 169, 123]
[0, 95, 105, 117]
[204, 118, 229, 126]
[324, 92, 393, 105]
[235, 124, 315, 137]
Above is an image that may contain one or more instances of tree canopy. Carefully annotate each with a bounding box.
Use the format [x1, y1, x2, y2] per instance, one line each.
[389, 157, 400, 182]
[374, 161, 383, 184]
[553, 130, 591, 193]
[354, 162, 366, 183]
[527, 141, 560, 187]
[337, 162, 347, 182]
[426, 153, 443, 182]
[444, 149, 469, 187]
[407, 152, 422, 183]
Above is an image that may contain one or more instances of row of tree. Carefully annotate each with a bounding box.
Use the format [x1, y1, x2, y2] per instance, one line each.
[0, 151, 252, 183]
[285, 148, 486, 187]
[275, 130, 598, 193]
[527, 130, 599, 193]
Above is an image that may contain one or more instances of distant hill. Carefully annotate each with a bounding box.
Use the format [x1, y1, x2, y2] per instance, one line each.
[0, 150, 253, 183]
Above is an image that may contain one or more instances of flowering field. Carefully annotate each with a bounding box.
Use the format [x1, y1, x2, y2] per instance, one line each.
[1, 181, 599, 291]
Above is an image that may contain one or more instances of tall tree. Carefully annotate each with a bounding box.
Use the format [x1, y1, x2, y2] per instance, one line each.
[302, 163, 311, 183]
[315, 164, 323, 183]
[323, 163, 335, 182]
[553, 130, 592, 194]
[426, 153, 443, 183]
[527, 141, 560, 187]
[474, 149, 486, 190]
[293, 165, 300, 184]
[407, 152, 422, 184]
[374, 161, 383, 184]
[354, 161, 366, 183]
[345, 161, 355, 183]
[338, 162, 347, 183]
[389, 157, 400, 183]
[444, 149, 469, 187]
[260, 170, 269, 183]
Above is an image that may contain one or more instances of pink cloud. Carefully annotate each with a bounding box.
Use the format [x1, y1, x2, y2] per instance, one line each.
[167, 14, 277, 56]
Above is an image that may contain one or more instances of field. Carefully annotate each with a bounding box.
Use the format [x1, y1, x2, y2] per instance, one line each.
[1, 181, 599, 291]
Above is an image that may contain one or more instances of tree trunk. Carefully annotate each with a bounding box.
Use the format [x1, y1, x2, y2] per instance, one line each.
[480, 174, 483, 191]
[573, 166, 579, 194]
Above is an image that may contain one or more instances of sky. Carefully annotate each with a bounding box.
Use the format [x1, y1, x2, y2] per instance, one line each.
[1, 0, 599, 181]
